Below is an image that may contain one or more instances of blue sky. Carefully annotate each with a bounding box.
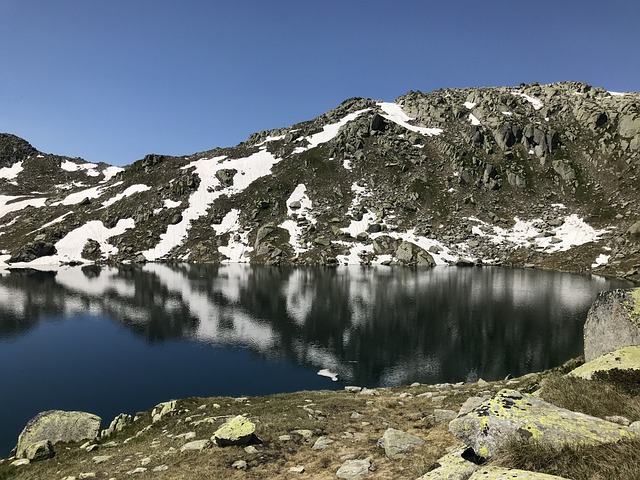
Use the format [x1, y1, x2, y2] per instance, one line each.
[1, 0, 639, 166]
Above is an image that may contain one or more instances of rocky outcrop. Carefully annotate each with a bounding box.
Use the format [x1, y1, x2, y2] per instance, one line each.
[101, 413, 132, 438]
[583, 288, 640, 361]
[0, 133, 38, 168]
[9, 240, 57, 263]
[449, 389, 636, 459]
[395, 241, 436, 267]
[16, 410, 101, 459]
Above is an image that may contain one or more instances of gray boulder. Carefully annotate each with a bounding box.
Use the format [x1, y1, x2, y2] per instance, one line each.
[16, 410, 101, 459]
[449, 389, 634, 459]
[619, 115, 640, 138]
[395, 241, 435, 267]
[627, 221, 640, 239]
[24, 440, 54, 461]
[336, 458, 372, 479]
[583, 288, 640, 361]
[378, 427, 425, 459]
[9, 241, 57, 263]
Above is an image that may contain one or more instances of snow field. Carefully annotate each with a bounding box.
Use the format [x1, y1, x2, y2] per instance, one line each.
[377, 102, 443, 136]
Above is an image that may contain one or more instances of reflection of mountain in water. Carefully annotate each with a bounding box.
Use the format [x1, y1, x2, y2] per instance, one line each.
[0, 265, 630, 385]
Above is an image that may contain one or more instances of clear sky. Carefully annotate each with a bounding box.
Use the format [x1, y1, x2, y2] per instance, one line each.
[1, 0, 639, 166]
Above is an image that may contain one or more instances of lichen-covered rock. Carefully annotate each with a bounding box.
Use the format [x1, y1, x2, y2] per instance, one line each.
[583, 288, 640, 361]
[395, 241, 435, 267]
[568, 346, 640, 380]
[378, 427, 425, 459]
[213, 415, 256, 446]
[468, 467, 569, 479]
[449, 389, 635, 459]
[416, 448, 479, 479]
[151, 400, 177, 423]
[16, 410, 101, 459]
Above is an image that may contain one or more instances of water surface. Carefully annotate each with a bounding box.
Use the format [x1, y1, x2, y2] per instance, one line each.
[0, 264, 630, 455]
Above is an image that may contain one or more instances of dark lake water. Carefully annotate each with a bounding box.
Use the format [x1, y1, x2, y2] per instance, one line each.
[0, 264, 631, 455]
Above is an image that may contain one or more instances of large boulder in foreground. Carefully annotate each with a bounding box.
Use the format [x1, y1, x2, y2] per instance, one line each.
[449, 389, 635, 459]
[568, 346, 640, 380]
[16, 410, 101, 459]
[583, 288, 640, 361]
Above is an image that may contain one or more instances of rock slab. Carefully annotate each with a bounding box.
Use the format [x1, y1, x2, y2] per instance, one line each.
[16, 410, 101, 459]
[468, 467, 569, 479]
[583, 288, 640, 361]
[449, 389, 636, 459]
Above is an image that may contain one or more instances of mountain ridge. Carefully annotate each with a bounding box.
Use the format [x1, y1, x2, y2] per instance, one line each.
[0, 81, 639, 281]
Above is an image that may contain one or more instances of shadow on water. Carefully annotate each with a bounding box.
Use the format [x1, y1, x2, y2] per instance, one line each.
[0, 264, 632, 455]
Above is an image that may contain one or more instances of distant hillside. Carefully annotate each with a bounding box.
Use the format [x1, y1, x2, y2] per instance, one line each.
[0, 81, 638, 281]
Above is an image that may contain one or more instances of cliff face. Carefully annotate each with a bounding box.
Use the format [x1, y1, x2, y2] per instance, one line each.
[0, 81, 638, 279]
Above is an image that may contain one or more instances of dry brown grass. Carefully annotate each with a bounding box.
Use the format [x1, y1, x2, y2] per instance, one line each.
[538, 371, 640, 422]
[491, 437, 640, 480]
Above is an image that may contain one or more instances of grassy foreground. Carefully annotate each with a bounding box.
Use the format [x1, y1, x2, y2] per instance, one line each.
[0, 363, 638, 479]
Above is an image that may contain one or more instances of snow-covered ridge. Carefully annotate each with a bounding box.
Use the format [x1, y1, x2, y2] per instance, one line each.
[0, 161, 24, 181]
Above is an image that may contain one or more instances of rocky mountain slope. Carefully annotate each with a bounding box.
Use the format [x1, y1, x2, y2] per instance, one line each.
[1, 81, 639, 280]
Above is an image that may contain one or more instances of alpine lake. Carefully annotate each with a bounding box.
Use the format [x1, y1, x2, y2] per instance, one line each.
[0, 264, 632, 455]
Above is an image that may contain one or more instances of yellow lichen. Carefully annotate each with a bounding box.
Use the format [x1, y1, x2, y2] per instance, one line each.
[568, 346, 640, 380]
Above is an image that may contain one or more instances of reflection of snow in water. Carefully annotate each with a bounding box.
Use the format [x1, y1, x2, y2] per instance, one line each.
[0, 264, 630, 387]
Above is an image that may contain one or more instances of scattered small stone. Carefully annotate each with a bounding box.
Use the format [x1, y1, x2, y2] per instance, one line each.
[292, 429, 313, 440]
[180, 439, 212, 452]
[92, 455, 112, 464]
[10, 459, 30, 466]
[350, 412, 363, 419]
[86, 444, 99, 452]
[152, 465, 169, 472]
[359, 388, 378, 395]
[289, 465, 305, 473]
[79, 473, 97, 479]
[278, 435, 292, 441]
[232, 460, 248, 470]
[126, 467, 147, 475]
[344, 386, 362, 393]
[311, 436, 334, 450]
[184, 431, 196, 440]
[244, 445, 259, 454]
[410, 382, 421, 387]
[140, 456, 152, 466]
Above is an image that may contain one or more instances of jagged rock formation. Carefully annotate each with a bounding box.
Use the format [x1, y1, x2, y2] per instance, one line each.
[0, 82, 638, 280]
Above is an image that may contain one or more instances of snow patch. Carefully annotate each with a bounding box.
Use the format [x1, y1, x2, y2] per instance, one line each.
[279, 184, 316, 255]
[293, 109, 370, 153]
[60, 160, 100, 176]
[463, 101, 476, 109]
[469, 113, 481, 126]
[468, 214, 607, 253]
[101, 184, 151, 208]
[501, 111, 513, 116]
[378, 102, 443, 136]
[0, 161, 23, 180]
[0, 195, 47, 220]
[592, 254, 610, 268]
[512, 91, 544, 110]
[213, 209, 253, 263]
[164, 199, 182, 209]
[101, 166, 124, 182]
